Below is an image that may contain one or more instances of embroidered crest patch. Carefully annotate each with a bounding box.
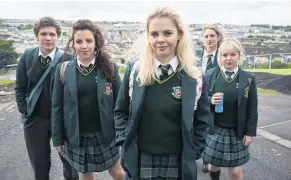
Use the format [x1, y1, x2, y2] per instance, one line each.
[104, 82, 112, 95]
[172, 86, 182, 99]
[244, 87, 249, 98]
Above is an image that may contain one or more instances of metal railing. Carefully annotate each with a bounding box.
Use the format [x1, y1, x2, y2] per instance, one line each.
[244, 53, 291, 72]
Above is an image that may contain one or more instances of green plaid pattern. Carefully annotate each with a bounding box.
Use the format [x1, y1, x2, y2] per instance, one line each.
[201, 126, 250, 167]
[139, 152, 181, 179]
[64, 132, 120, 173]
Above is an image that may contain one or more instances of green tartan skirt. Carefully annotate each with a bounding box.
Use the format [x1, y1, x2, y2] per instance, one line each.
[138, 151, 181, 180]
[201, 126, 250, 167]
[63, 132, 120, 173]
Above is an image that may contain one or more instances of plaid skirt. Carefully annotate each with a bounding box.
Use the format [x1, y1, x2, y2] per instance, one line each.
[138, 152, 181, 180]
[62, 132, 120, 173]
[201, 126, 250, 167]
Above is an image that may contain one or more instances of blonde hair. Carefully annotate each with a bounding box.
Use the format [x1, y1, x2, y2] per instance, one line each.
[202, 24, 223, 47]
[137, 7, 199, 86]
[218, 38, 246, 66]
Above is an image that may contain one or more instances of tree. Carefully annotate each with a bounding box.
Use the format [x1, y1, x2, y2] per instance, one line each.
[0, 40, 19, 65]
[285, 26, 291, 32]
[272, 25, 284, 30]
[18, 24, 33, 30]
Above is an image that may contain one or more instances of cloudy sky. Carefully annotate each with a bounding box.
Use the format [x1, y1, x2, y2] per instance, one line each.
[0, 0, 290, 25]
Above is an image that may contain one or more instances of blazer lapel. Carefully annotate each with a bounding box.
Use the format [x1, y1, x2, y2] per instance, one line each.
[50, 48, 61, 85]
[208, 67, 219, 96]
[237, 68, 248, 107]
[181, 72, 196, 134]
[213, 50, 219, 67]
[65, 60, 78, 104]
[96, 67, 106, 105]
[29, 48, 43, 82]
[130, 73, 145, 130]
[26, 48, 42, 115]
[49, 48, 62, 98]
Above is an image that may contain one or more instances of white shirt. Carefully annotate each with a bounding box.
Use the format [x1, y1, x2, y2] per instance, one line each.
[154, 56, 179, 78]
[220, 66, 239, 79]
[77, 57, 96, 68]
[202, 48, 217, 73]
[38, 48, 56, 61]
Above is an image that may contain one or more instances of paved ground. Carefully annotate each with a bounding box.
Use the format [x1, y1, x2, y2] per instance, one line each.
[0, 98, 291, 180]
[257, 94, 291, 142]
[1, 70, 291, 180]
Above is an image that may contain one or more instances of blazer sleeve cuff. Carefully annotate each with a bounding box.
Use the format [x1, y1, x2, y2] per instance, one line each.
[53, 139, 65, 147]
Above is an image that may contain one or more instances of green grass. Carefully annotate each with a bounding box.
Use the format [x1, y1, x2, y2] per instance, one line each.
[246, 68, 291, 75]
[257, 88, 279, 94]
[0, 80, 15, 86]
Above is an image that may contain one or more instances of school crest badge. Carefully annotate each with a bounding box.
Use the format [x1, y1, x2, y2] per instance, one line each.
[104, 82, 112, 95]
[172, 86, 182, 99]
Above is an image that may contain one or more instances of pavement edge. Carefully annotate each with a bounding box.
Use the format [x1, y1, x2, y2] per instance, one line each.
[257, 128, 291, 149]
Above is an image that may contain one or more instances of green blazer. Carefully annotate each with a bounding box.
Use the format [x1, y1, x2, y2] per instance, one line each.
[205, 66, 258, 138]
[51, 59, 121, 147]
[114, 62, 211, 180]
[15, 47, 72, 122]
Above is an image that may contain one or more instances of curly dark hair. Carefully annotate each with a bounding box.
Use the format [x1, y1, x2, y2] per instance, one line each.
[65, 19, 115, 83]
[33, 17, 61, 37]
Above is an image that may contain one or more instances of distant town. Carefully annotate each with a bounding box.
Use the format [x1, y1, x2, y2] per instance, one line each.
[1, 18, 291, 66]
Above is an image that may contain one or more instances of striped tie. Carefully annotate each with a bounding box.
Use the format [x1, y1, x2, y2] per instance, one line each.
[159, 64, 171, 80]
[39, 56, 51, 69]
[225, 71, 234, 81]
[206, 54, 213, 71]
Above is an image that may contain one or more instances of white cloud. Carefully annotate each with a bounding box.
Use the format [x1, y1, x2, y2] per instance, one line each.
[0, 1, 290, 25]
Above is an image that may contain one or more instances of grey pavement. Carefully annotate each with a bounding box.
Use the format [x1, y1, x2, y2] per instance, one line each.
[1, 94, 291, 180]
[257, 94, 291, 142]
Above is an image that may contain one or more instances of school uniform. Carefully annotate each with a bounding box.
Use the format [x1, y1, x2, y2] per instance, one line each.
[51, 58, 121, 173]
[196, 48, 218, 73]
[15, 47, 78, 180]
[201, 66, 258, 167]
[114, 57, 212, 180]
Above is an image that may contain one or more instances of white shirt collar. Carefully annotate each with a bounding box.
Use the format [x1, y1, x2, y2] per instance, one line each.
[220, 66, 239, 77]
[77, 57, 96, 68]
[154, 56, 179, 78]
[154, 56, 179, 72]
[203, 48, 217, 58]
[38, 48, 56, 61]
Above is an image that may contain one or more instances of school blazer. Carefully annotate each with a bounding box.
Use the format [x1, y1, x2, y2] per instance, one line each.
[205, 66, 258, 138]
[114, 62, 211, 180]
[15, 47, 72, 122]
[51, 59, 121, 147]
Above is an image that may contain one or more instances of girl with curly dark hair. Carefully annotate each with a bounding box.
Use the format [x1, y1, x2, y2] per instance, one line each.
[51, 19, 124, 180]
